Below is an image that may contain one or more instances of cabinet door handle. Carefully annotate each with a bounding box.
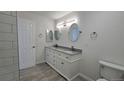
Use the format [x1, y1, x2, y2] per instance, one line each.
[32, 46, 35, 48]
[61, 62, 64, 64]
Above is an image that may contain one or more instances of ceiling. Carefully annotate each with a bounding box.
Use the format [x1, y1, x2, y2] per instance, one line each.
[29, 11, 72, 20]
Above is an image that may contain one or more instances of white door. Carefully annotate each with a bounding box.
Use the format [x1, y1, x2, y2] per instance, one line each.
[18, 18, 36, 69]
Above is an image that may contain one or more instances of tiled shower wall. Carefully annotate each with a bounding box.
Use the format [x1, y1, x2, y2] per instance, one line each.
[0, 11, 19, 80]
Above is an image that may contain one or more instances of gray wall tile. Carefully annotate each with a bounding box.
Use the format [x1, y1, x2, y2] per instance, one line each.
[0, 11, 19, 80]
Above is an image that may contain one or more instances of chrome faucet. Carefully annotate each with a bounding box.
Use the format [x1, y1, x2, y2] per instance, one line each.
[71, 46, 75, 51]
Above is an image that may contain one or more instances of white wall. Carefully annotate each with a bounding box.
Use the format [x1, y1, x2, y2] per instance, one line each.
[17, 12, 55, 65]
[55, 11, 124, 80]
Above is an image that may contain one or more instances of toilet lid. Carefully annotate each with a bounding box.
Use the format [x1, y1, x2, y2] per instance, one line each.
[97, 78, 107, 81]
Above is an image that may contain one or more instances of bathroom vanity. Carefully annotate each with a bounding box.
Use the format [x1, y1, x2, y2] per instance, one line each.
[45, 46, 82, 80]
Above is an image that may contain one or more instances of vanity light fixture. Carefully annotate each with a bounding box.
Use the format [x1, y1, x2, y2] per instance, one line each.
[56, 18, 78, 29]
[65, 18, 78, 27]
[56, 21, 64, 29]
[46, 29, 49, 33]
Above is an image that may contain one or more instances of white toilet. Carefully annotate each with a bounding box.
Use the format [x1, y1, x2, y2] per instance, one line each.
[97, 60, 124, 81]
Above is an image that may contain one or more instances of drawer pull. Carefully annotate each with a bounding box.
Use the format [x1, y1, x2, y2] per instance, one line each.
[66, 57, 69, 59]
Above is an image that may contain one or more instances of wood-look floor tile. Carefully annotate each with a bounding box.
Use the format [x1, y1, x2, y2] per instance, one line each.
[20, 63, 67, 81]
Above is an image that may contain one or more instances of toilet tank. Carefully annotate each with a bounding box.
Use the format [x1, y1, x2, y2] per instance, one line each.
[99, 60, 124, 81]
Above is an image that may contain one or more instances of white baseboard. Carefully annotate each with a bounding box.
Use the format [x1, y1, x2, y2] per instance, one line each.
[45, 61, 94, 81]
[36, 60, 45, 64]
[79, 73, 94, 81]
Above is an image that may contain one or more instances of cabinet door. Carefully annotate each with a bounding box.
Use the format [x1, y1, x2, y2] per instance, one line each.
[59, 58, 79, 79]
[62, 58, 79, 79]
[46, 50, 51, 63]
[46, 51, 49, 62]
[61, 59, 70, 77]
[53, 56, 57, 69]
[45, 48, 49, 62]
[46, 54, 50, 64]
[46, 50, 52, 65]
[55, 56, 70, 77]
[48, 54, 53, 65]
[56, 56, 61, 70]
[51, 57, 55, 67]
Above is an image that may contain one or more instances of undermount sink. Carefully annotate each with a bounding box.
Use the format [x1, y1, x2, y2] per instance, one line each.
[63, 50, 76, 54]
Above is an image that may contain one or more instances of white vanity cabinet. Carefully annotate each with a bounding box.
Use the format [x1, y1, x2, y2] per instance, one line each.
[45, 47, 82, 80]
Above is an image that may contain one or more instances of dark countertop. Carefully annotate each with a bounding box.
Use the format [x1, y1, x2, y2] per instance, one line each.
[46, 46, 82, 55]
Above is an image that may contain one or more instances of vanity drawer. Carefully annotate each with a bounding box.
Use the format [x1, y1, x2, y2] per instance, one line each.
[62, 53, 81, 61]
[56, 51, 65, 56]
[63, 54, 71, 60]
[46, 49, 53, 55]
[51, 50, 56, 54]
[48, 48, 56, 54]
[57, 51, 62, 56]
[70, 54, 82, 61]
[55, 51, 70, 59]
[46, 48, 50, 53]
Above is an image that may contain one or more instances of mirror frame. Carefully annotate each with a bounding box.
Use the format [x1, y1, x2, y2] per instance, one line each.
[46, 29, 53, 42]
[68, 23, 80, 42]
[54, 29, 61, 40]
